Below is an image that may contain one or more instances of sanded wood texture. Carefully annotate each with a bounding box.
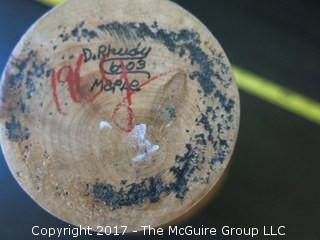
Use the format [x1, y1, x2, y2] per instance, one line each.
[0, 0, 239, 231]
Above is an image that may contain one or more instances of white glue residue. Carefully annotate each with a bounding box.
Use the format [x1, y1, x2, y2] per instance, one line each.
[99, 121, 112, 129]
[132, 124, 160, 162]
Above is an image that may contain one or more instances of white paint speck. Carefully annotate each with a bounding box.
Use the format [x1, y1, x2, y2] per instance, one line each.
[99, 121, 112, 129]
[150, 27, 158, 34]
[132, 124, 160, 162]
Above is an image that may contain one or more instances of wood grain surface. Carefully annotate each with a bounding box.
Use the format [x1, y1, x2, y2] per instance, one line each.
[0, 0, 239, 232]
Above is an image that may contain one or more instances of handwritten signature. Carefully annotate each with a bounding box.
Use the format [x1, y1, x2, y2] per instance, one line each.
[51, 46, 171, 132]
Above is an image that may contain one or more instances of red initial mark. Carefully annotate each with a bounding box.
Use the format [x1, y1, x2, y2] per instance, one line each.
[51, 54, 84, 115]
[51, 54, 171, 132]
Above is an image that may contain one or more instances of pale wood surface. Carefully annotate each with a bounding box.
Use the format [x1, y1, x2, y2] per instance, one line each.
[0, 0, 239, 231]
